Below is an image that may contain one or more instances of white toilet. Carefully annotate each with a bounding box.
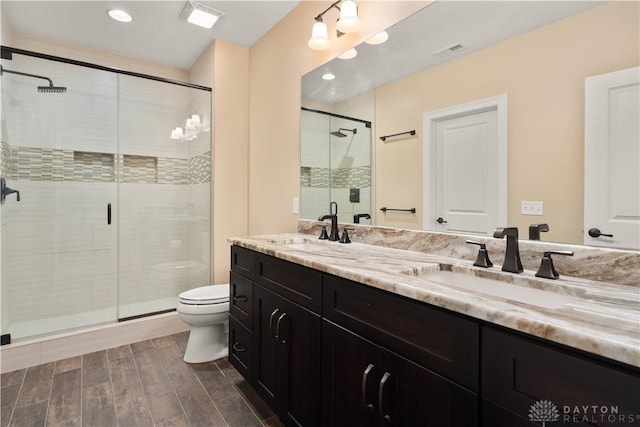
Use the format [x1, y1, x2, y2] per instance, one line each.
[177, 284, 230, 363]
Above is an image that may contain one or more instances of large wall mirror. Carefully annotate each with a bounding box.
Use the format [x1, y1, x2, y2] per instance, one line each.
[301, 1, 639, 250]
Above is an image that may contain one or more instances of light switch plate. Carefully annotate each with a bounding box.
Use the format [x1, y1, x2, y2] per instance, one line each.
[292, 197, 299, 214]
[521, 201, 543, 216]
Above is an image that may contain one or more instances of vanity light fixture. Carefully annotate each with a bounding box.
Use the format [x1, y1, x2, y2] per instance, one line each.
[171, 114, 204, 141]
[170, 127, 184, 140]
[307, 0, 361, 51]
[108, 9, 133, 23]
[182, 1, 224, 29]
[336, 0, 361, 33]
[308, 19, 331, 50]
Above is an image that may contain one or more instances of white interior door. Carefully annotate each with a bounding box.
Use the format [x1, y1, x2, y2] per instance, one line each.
[584, 66, 640, 250]
[423, 95, 507, 235]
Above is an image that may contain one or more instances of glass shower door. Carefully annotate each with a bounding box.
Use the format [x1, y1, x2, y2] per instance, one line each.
[116, 75, 211, 320]
[1, 54, 119, 340]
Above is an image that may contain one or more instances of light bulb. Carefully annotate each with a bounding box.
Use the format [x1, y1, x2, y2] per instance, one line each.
[308, 20, 330, 50]
[336, 0, 361, 33]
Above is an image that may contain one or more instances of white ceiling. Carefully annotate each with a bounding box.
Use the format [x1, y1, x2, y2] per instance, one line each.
[1, 1, 300, 70]
[302, 1, 604, 104]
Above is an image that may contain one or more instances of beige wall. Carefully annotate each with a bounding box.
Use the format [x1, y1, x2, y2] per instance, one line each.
[210, 41, 250, 284]
[247, 1, 429, 235]
[375, 2, 639, 244]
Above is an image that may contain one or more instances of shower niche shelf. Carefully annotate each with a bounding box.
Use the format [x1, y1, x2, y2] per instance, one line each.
[73, 151, 115, 182]
[122, 154, 158, 184]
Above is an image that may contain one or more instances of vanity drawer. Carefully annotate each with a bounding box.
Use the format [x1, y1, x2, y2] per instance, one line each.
[482, 326, 640, 423]
[231, 245, 257, 280]
[230, 271, 253, 329]
[229, 315, 253, 383]
[257, 253, 322, 313]
[323, 274, 479, 391]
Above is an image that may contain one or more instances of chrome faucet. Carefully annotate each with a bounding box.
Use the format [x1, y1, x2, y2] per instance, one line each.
[493, 227, 523, 273]
[318, 201, 340, 241]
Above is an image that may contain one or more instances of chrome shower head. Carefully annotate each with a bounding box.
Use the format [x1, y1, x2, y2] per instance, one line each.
[330, 128, 357, 138]
[38, 84, 67, 93]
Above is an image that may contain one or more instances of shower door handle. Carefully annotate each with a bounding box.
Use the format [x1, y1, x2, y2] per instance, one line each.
[107, 203, 111, 225]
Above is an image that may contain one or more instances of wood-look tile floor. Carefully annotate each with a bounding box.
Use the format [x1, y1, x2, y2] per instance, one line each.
[1, 332, 283, 427]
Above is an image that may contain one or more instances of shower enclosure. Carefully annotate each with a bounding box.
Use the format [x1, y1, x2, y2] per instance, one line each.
[300, 108, 372, 223]
[0, 48, 211, 341]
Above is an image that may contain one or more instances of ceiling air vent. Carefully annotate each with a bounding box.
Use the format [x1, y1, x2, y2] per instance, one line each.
[432, 43, 465, 59]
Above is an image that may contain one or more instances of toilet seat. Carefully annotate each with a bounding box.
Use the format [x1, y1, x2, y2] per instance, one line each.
[179, 285, 229, 305]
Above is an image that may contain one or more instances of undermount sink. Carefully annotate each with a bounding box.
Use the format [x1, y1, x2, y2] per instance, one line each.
[408, 269, 574, 309]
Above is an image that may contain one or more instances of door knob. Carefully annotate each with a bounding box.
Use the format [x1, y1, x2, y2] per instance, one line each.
[588, 228, 613, 238]
[436, 217, 447, 224]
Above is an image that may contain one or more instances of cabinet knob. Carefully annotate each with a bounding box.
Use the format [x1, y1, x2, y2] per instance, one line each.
[233, 295, 248, 303]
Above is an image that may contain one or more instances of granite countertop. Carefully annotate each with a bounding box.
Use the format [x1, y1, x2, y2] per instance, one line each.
[229, 233, 640, 369]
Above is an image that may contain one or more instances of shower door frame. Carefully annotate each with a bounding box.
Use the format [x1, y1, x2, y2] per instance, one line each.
[0, 46, 212, 341]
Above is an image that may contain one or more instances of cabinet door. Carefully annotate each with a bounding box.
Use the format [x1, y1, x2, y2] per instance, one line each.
[381, 348, 478, 427]
[254, 284, 321, 427]
[253, 284, 283, 412]
[322, 320, 478, 427]
[482, 326, 640, 426]
[322, 320, 381, 427]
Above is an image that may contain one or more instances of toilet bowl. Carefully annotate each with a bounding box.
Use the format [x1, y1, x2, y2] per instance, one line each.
[177, 284, 229, 363]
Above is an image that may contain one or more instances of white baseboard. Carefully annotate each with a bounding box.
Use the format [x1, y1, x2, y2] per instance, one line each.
[0, 312, 189, 373]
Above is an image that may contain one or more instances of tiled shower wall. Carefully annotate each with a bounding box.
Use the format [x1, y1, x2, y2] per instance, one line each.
[1, 54, 211, 338]
[300, 110, 372, 222]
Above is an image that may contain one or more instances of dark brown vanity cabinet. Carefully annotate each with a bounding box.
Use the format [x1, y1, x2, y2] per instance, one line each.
[322, 274, 479, 427]
[230, 246, 322, 427]
[230, 245, 640, 427]
[322, 320, 478, 427]
[481, 326, 640, 427]
[229, 246, 257, 382]
[253, 284, 321, 426]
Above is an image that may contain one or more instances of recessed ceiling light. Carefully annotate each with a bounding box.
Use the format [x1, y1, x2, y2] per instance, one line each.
[338, 48, 358, 60]
[108, 9, 133, 23]
[365, 31, 389, 45]
[322, 73, 336, 81]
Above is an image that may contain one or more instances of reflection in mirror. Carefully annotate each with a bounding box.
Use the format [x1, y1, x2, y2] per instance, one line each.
[301, 1, 639, 249]
[300, 108, 372, 224]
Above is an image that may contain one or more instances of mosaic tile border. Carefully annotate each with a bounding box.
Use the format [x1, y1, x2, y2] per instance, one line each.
[4, 145, 210, 185]
[301, 165, 371, 189]
[189, 151, 212, 184]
